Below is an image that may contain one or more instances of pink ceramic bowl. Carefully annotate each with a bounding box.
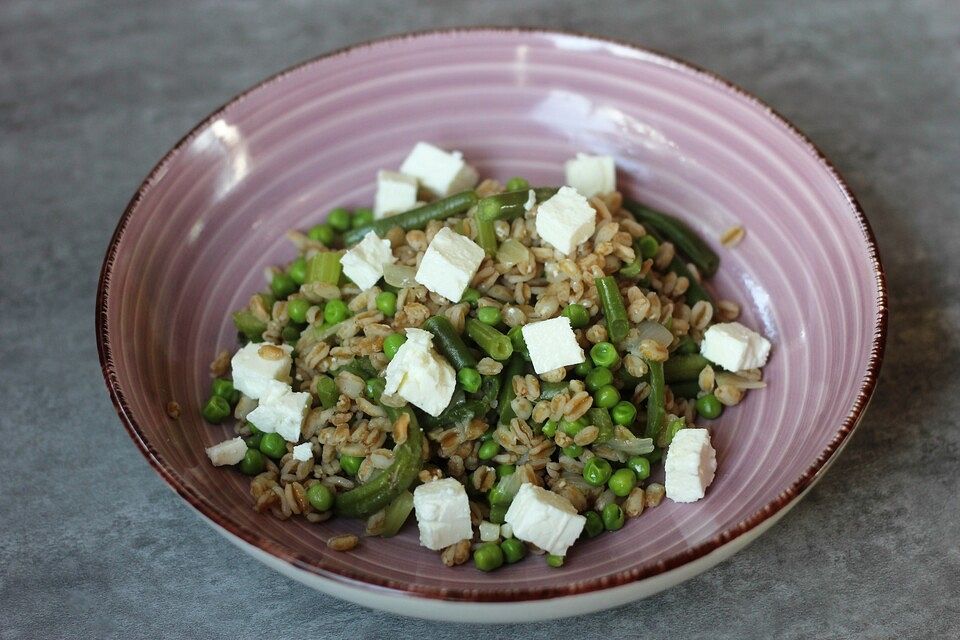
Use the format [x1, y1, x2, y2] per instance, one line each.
[97, 29, 886, 622]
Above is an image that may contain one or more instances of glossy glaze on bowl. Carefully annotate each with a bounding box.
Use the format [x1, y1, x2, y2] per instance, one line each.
[97, 29, 885, 614]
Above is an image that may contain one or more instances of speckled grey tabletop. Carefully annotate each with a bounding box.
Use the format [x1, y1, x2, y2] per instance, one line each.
[2, 1, 958, 638]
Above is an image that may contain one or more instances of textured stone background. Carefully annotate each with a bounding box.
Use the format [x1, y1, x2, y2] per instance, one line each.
[1, 1, 958, 638]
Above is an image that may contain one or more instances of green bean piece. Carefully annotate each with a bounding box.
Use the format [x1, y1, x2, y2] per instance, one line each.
[488, 503, 508, 524]
[636, 234, 660, 260]
[365, 377, 386, 402]
[657, 417, 687, 449]
[476, 189, 533, 222]
[305, 251, 344, 285]
[618, 258, 645, 279]
[546, 554, 565, 568]
[488, 470, 524, 507]
[496, 463, 516, 478]
[476, 216, 498, 255]
[465, 319, 513, 361]
[532, 187, 559, 202]
[335, 406, 423, 518]
[201, 396, 230, 424]
[501, 538, 527, 564]
[541, 419, 558, 437]
[696, 393, 723, 419]
[583, 511, 604, 538]
[644, 359, 666, 439]
[663, 354, 711, 383]
[647, 447, 663, 465]
[280, 325, 301, 344]
[538, 380, 570, 400]
[586, 407, 615, 444]
[343, 191, 478, 246]
[670, 380, 702, 399]
[675, 335, 699, 355]
[423, 316, 478, 370]
[595, 276, 630, 343]
[380, 490, 414, 537]
[669, 254, 715, 306]
[474, 543, 505, 572]
[244, 432, 263, 450]
[506, 326, 530, 361]
[314, 375, 339, 409]
[623, 200, 720, 277]
[497, 355, 527, 426]
[306, 483, 334, 511]
[232, 310, 267, 343]
[561, 417, 587, 437]
[457, 367, 482, 393]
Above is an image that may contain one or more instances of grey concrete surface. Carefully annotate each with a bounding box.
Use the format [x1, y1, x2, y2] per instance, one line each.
[1, 1, 958, 638]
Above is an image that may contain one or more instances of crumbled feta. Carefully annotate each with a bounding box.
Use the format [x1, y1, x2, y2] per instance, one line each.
[340, 231, 395, 291]
[205, 436, 248, 467]
[399, 142, 478, 197]
[700, 322, 771, 372]
[524, 189, 536, 211]
[245, 380, 311, 442]
[665, 428, 717, 503]
[414, 227, 484, 302]
[564, 153, 616, 198]
[504, 483, 585, 556]
[373, 170, 419, 219]
[292, 442, 313, 462]
[521, 316, 585, 375]
[478, 520, 501, 542]
[230, 343, 293, 400]
[535, 186, 597, 255]
[413, 478, 473, 550]
[383, 328, 456, 416]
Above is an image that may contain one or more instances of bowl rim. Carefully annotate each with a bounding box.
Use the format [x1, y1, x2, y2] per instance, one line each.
[96, 26, 888, 603]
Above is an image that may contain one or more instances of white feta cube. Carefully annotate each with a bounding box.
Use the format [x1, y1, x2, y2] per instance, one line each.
[230, 343, 293, 400]
[399, 142, 478, 197]
[413, 478, 473, 550]
[478, 520, 501, 542]
[535, 186, 597, 255]
[245, 380, 311, 442]
[414, 227, 484, 303]
[340, 231, 395, 291]
[383, 328, 456, 416]
[504, 483, 585, 556]
[205, 436, 248, 467]
[700, 322, 771, 372]
[373, 170, 419, 219]
[564, 153, 616, 198]
[292, 442, 313, 462]
[665, 428, 717, 503]
[521, 316, 585, 375]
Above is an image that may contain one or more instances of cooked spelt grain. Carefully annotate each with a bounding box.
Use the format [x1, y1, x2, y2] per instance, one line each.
[644, 483, 665, 507]
[624, 487, 646, 517]
[717, 299, 741, 321]
[327, 534, 359, 551]
[715, 384, 744, 406]
[209, 350, 231, 377]
[440, 539, 472, 566]
[721, 225, 745, 247]
[166, 401, 181, 420]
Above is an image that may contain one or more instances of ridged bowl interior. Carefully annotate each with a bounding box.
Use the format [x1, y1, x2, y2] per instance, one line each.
[97, 30, 885, 601]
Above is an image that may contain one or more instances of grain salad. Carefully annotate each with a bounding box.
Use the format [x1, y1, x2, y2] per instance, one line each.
[199, 142, 772, 571]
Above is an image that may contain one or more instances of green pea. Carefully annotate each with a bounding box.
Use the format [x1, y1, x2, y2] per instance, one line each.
[496, 463, 516, 478]
[287, 298, 310, 324]
[561, 417, 587, 437]
[259, 432, 287, 459]
[201, 395, 231, 424]
[478, 439, 501, 461]
[562, 444, 584, 458]
[461, 287, 481, 306]
[637, 234, 660, 260]
[327, 207, 352, 232]
[323, 299, 350, 324]
[582, 457, 613, 487]
[627, 456, 651, 481]
[307, 223, 335, 246]
[477, 306, 502, 326]
[488, 503, 508, 524]
[247, 422, 262, 435]
[593, 384, 621, 409]
[583, 511, 604, 538]
[480, 429, 494, 442]
[457, 367, 482, 393]
[573, 359, 593, 377]
[675, 335, 699, 355]
[238, 448, 265, 476]
[561, 303, 590, 329]
[546, 554, 565, 568]
[245, 432, 263, 449]
[211, 378, 239, 405]
[351, 207, 374, 229]
[365, 377, 386, 402]
[611, 401, 637, 426]
[281, 325, 301, 344]
[541, 419, 558, 438]
[590, 342, 620, 368]
[372, 291, 397, 317]
[288, 257, 308, 285]
[500, 538, 526, 564]
[696, 393, 723, 419]
[608, 468, 637, 497]
[270, 272, 297, 299]
[473, 542, 504, 572]
[647, 448, 663, 465]
[507, 325, 529, 359]
[602, 502, 625, 531]
[660, 418, 686, 447]
[339, 454, 364, 476]
[505, 176, 529, 191]
[383, 333, 406, 360]
[314, 375, 339, 409]
[585, 367, 614, 392]
[306, 483, 334, 511]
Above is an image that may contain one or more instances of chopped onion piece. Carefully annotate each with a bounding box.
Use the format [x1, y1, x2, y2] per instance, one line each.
[496, 239, 530, 268]
[383, 263, 417, 288]
[716, 371, 768, 389]
[635, 321, 674, 346]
